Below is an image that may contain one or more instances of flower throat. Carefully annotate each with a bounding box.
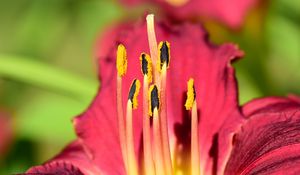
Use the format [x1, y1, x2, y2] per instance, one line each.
[116, 14, 200, 175]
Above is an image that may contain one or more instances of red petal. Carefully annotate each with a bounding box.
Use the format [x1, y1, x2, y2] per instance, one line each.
[243, 96, 300, 117]
[225, 97, 300, 174]
[91, 19, 244, 174]
[120, 0, 257, 28]
[74, 89, 128, 175]
[0, 111, 13, 156]
[26, 141, 101, 175]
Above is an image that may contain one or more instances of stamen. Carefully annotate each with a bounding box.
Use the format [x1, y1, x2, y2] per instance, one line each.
[126, 79, 141, 175]
[140, 53, 153, 84]
[157, 41, 170, 73]
[141, 53, 155, 175]
[159, 41, 173, 175]
[185, 78, 200, 175]
[146, 14, 159, 83]
[150, 85, 166, 175]
[116, 44, 128, 172]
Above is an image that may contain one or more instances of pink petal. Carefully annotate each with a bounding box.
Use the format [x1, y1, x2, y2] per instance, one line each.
[91, 18, 244, 174]
[120, 0, 258, 28]
[26, 141, 101, 175]
[224, 97, 300, 174]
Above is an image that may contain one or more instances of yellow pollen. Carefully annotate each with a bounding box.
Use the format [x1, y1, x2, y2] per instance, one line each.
[157, 41, 170, 73]
[185, 78, 196, 110]
[140, 53, 153, 84]
[116, 44, 127, 77]
[129, 79, 141, 109]
[148, 85, 160, 116]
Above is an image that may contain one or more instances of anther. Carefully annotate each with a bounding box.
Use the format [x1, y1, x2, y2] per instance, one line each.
[117, 44, 128, 77]
[158, 41, 170, 72]
[128, 79, 141, 109]
[185, 78, 200, 175]
[140, 53, 153, 84]
[149, 85, 160, 116]
[185, 78, 196, 110]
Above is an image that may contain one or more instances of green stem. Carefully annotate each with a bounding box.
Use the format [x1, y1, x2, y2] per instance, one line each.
[0, 54, 98, 100]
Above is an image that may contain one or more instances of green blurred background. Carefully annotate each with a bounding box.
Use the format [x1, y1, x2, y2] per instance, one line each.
[0, 0, 299, 174]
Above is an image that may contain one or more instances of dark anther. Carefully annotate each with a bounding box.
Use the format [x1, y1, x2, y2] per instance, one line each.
[159, 41, 170, 69]
[141, 54, 148, 75]
[128, 79, 137, 103]
[151, 85, 160, 113]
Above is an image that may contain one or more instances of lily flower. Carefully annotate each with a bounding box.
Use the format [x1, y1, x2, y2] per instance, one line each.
[121, 0, 258, 28]
[25, 15, 300, 175]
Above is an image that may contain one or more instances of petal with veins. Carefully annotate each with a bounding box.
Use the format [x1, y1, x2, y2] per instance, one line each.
[225, 97, 300, 175]
[26, 141, 101, 175]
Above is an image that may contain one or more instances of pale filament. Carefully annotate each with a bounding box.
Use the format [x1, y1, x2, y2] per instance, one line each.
[126, 100, 139, 175]
[153, 107, 166, 175]
[191, 101, 200, 175]
[160, 64, 173, 175]
[143, 75, 155, 175]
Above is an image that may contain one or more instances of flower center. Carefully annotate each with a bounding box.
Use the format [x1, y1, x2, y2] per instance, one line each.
[116, 14, 200, 175]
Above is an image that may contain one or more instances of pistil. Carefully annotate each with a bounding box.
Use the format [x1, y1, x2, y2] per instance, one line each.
[158, 41, 173, 175]
[140, 53, 155, 175]
[116, 44, 128, 173]
[185, 78, 200, 175]
[126, 79, 141, 175]
[149, 85, 166, 175]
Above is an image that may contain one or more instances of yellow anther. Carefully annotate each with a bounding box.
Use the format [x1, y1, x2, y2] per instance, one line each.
[128, 79, 141, 109]
[185, 78, 196, 110]
[148, 85, 160, 116]
[116, 44, 128, 77]
[140, 53, 153, 84]
[157, 41, 170, 72]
